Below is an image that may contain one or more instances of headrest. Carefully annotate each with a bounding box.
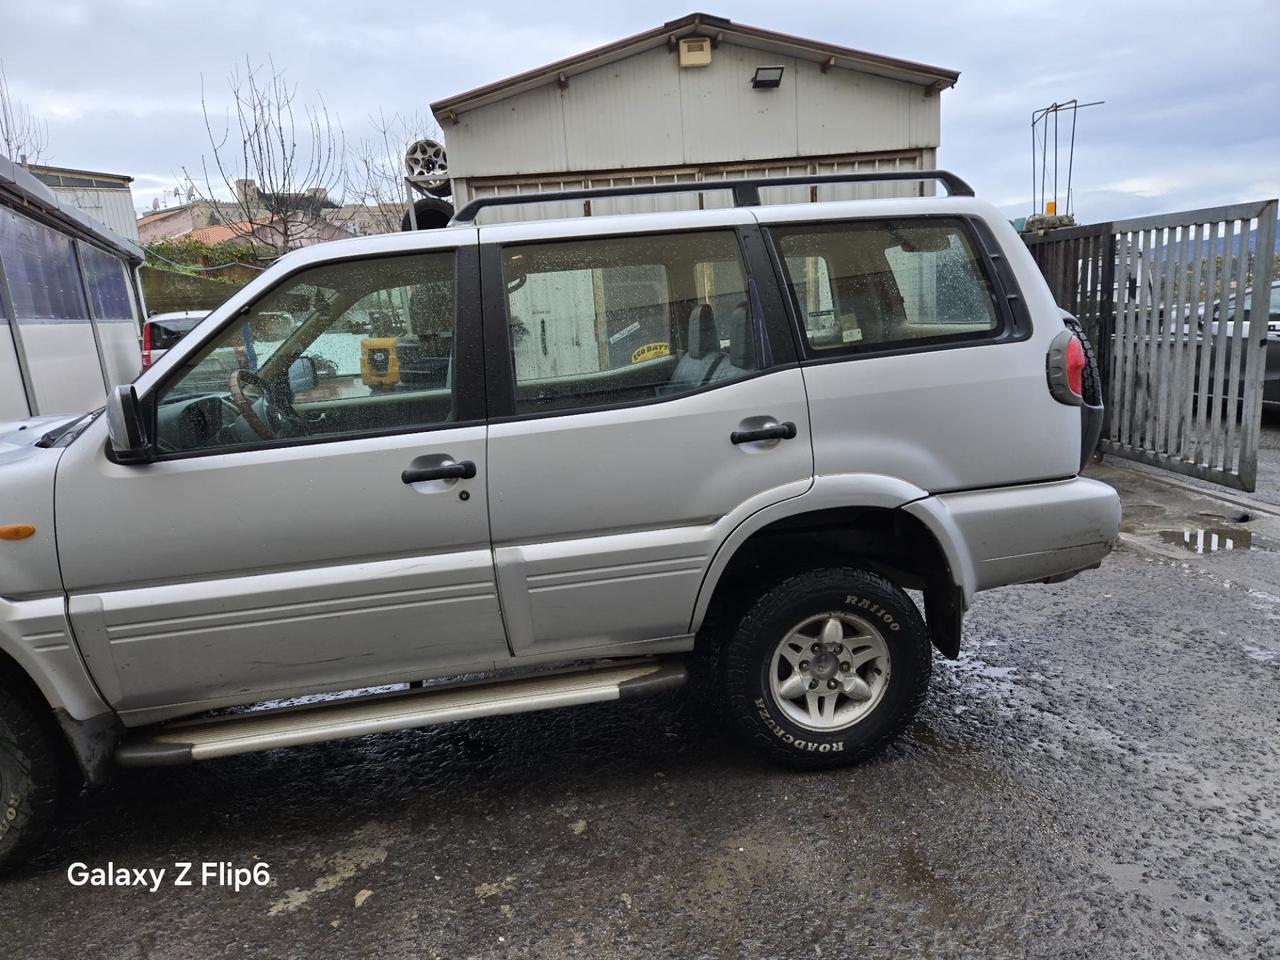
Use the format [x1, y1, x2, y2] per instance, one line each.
[687, 303, 720, 359]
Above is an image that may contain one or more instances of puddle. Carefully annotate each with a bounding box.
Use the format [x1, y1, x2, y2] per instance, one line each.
[1158, 526, 1254, 553]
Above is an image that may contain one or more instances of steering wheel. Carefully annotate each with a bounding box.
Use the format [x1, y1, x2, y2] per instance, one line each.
[228, 369, 307, 440]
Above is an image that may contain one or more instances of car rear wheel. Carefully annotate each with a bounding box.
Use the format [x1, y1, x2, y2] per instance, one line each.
[720, 567, 931, 769]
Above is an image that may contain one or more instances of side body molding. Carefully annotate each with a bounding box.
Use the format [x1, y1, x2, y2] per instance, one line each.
[0, 595, 110, 721]
[689, 473, 974, 632]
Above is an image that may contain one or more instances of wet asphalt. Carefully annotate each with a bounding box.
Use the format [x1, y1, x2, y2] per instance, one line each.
[3, 469, 1280, 958]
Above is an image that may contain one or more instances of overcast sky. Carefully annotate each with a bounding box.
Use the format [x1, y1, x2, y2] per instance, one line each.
[1, 0, 1276, 225]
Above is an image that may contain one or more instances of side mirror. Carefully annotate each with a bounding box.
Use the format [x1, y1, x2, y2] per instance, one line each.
[287, 355, 319, 394]
[106, 384, 149, 463]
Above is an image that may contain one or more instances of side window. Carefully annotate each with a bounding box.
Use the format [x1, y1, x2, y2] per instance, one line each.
[783, 255, 839, 347]
[501, 231, 762, 415]
[154, 252, 457, 454]
[771, 219, 1000, 353]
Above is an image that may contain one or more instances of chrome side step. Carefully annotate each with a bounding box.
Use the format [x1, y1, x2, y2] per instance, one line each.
[115, 660, 686, 766]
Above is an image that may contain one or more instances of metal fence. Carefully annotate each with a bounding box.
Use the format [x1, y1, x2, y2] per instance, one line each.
[1024, 222, 1116, 391]
[1024, 199, 1277, 491]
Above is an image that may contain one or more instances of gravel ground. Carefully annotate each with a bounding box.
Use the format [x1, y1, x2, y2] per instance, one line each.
[2, 530, 1277, 960]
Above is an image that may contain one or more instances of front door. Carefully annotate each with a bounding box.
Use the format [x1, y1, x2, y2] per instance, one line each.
[480, 218, 813, 658]
[57, 243, 508, 717]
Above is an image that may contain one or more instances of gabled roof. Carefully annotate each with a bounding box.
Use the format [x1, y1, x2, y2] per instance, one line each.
[138, 205, 192, 225]
[431, 12, 959, 117]
[27, 162, 134, 187]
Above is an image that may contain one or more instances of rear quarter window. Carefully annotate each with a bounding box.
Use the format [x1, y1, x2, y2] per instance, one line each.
[770, 218, 1001, 354]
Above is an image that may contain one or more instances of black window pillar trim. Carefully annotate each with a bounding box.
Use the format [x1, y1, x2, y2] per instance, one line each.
[479, 241, 517, 420]
[740, 222, 807, 364]
[452, 244, 488, 423]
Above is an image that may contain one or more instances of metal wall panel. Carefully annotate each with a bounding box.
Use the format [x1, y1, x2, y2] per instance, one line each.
[443, 42, 941, 182]
[446, 83, 569, 180]
[795, 58, 938, 157]
[561, 46, 685, 172]
[678, 44, 801, 164]
[49, 187, 140, 242]
[461, 152, 927, 225]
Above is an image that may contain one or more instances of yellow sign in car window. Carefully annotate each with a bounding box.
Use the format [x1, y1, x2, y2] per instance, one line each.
[631, 342, 670, 364]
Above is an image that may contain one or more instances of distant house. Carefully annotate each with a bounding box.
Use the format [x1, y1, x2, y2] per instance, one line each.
[27, 163, 140, 242]
[137, 204, 202, 244]
[138, 179, 363, 251]
[185, 214, 352, 249]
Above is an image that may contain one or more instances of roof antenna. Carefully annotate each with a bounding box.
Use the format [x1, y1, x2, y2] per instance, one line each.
[1030, 99, 1104, 221]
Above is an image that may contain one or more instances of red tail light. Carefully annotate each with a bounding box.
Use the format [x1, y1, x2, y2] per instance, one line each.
[141, 323, 153, 370]
[1065, 335, 1085, 398]
[1047, 328, 1085, 406]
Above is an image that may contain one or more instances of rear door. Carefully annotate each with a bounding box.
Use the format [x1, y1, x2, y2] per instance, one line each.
[57, 237, 508, 718]
[480, 212, 813, 658]
[758, 207, 1081, 490]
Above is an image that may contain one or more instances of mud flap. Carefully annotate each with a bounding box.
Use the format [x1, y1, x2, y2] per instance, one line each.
[924, 583, 964, 660]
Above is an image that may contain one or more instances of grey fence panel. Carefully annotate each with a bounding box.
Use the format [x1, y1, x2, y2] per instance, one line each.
[1175, 222, 1204, 460]
[1025, 198, 1276, 491]
[1191, 222, 1220, 466]
[1207, 219, 1237, 471]
[1240, 206, 1279, 490]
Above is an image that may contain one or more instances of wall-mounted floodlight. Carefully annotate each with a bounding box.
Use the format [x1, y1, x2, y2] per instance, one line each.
[751, 66, 785, 89]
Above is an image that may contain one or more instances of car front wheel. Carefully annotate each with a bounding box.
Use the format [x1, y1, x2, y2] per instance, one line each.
[0, 682, 70, 875]
[721, 566, 932, 768]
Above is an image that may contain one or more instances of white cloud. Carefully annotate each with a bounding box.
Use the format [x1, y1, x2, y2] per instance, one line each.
[1, 0, 1275, 224]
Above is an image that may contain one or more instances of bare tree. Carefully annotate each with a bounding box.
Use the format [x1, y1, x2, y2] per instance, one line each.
[186, 57, 347, 257]
[344, 110, 445, 235]
[0, 62, 49, 165]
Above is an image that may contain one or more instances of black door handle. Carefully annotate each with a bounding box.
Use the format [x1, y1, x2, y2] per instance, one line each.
[401, 460, 477, 484]
[731, 421, 797, 444]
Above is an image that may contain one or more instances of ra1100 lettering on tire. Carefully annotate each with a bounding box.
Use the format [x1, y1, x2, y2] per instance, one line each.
[720, 566, 932, 769]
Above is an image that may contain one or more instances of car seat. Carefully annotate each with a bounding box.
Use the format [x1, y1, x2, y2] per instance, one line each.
[659, 303, 725, 395]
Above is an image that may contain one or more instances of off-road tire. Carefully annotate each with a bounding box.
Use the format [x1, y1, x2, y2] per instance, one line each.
[0, 683, 67, 875]
[721, 567, 931, 769]
[400, 196, 454, 232]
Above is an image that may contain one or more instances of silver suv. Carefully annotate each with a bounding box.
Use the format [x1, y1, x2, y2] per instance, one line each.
[0, 172, 1119, 871]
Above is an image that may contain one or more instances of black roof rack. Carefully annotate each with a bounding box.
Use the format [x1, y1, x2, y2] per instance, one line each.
[450, 169, 975, 224]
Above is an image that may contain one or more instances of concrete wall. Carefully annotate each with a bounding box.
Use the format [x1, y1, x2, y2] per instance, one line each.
[140, 266, 243, 316]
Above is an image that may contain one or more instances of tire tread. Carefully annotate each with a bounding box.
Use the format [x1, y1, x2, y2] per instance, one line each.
[720, 566, 930, 769]
[0, 680, 68, 874]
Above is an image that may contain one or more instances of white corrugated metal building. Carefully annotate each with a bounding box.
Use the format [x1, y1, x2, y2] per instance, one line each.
[27, 163, 141, 242]
[430, 11, 960, 222]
